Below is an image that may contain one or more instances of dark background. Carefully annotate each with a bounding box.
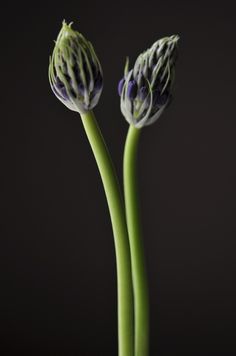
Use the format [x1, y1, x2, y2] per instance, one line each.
[1, 0, 236, 355]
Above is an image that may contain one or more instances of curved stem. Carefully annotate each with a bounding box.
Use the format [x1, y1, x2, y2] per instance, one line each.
[123, 124, 149, 356]
[80, 110, 134, 356]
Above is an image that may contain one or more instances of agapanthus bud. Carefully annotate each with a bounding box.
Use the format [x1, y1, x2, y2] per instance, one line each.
[119, 35, 179, 128]
[49, 21, 103, 114]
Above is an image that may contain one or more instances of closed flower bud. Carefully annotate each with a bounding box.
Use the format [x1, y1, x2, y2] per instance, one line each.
[49, 21, 103, 114]
[118, 35, 179, 128]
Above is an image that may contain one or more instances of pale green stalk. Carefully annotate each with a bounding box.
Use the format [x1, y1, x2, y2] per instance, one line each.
[80, 110, 134, 356]
[123, 124, 149, 356]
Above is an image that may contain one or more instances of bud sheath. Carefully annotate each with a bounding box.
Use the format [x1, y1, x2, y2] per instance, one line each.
[49, 21, 103, 113]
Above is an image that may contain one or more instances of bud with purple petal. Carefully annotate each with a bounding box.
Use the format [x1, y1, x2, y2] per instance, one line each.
[118, 35, 179, 128]
[48, 21, 103, 114]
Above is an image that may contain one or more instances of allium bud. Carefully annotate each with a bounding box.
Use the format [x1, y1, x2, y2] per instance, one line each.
[48, 21, 103, 114]
[118, 35, 179, 128]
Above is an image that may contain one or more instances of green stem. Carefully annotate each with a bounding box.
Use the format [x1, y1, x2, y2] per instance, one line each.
[80, 110, 134, 356]
[123, 124, 149, 356]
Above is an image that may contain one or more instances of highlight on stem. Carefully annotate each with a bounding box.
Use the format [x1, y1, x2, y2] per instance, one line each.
[48, 21, 134, 356]
[119, 35, 180, 356]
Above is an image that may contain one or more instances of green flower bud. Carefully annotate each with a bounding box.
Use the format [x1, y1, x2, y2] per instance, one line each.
[118, 35, 179, 128]
[48, 21, 103, 114]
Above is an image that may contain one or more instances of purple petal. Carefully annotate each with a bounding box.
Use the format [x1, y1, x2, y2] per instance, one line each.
[139, 86, 149, 101]
[60, 86, 69, 100]
[153, 90, 169, 108]
[52, 84, 68, 100]
[127, 80, 138, 100]
[55, 76, 64, 88]
[78, 83, 85, 95]
[118, 78, 125, 96]
[94, 73, 103, 91]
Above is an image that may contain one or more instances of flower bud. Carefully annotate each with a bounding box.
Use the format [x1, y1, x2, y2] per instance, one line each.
[49, 21, 103, 114]
[118, 35, 179, 128]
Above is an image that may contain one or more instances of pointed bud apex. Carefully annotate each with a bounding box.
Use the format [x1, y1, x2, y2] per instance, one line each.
[119, 35, 179, 128]
[48, 21, 103, 114]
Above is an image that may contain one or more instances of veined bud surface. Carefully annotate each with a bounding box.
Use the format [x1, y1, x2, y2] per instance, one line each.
[118, 35, 179, 128]
[49, 21, 103, 114]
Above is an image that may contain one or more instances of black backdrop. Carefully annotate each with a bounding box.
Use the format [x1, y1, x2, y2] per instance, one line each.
[1, 0, 236, 355]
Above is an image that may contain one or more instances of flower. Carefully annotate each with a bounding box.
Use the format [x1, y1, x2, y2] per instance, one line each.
[118, 35, 179, 128]
[49, 21, 103, 114]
